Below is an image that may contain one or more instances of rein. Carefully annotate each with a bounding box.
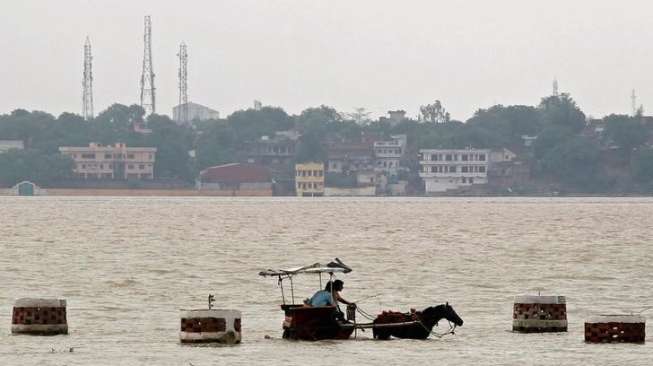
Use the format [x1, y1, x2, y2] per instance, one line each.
[417, 318, 457, 338]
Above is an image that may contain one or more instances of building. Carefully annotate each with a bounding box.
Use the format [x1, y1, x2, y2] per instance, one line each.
[0, 181, 46, 196]
[295, 162, 325, 197]
[248, 131, 298, 165]
[197, 163, 272, 195]
[0, 140, 24, 153]
[374, 134, 407, 175]
[489, 148, 517, 165]
[521, 135, 537, 147]
[172, 102, 220, 124]
[379, 110, 407, 127]
[59, 143, 156, 180]
[419, 148, 490, 193]
[326, 142, 374, 174]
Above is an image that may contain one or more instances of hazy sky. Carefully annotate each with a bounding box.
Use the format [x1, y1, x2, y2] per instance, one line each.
[2, 1, 652, 121]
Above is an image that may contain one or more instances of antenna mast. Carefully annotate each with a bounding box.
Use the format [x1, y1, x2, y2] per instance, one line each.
[140, 16, 156, 116]
[82, 36, 94, 120]
[632, 89, 638, 117]
[553, 78, 559, 97]
[177, 42, 188, 124]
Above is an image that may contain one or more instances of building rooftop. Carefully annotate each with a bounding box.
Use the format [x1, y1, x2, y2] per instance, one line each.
[199, 163, 271, 184]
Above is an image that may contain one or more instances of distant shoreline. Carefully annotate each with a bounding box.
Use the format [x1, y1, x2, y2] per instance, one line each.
[1, 187, 651, 198]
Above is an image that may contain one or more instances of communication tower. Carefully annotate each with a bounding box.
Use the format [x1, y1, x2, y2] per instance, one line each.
[632, 89, 638, 117]
[553, 78, 559, 97]
[82, 36, 94, 120]
[177, 42, 189, 123]
[140, 16, 156, 116]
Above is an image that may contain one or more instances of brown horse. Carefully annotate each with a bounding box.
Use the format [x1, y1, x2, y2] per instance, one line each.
[372, 303, 463, 340]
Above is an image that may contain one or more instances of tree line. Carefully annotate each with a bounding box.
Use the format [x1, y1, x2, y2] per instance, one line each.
[1, 93, 653, 193]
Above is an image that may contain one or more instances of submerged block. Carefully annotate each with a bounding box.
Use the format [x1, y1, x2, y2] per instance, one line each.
[180, 309, 241, 344]
[585, 315, 645, 343]
[513, 295, 567, 333]
[11, 298, 68, 335]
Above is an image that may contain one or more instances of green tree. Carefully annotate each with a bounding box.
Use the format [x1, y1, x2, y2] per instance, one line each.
[0, 149, 73, 186]
[227, 106, 292, 143]
[296, 105, 343, 136]
[538, 94, 586, 132]
[419, 100, 450, 124]
[145, 114, 194, 181]
[603, 114, 649, 158]
[632, 148, 653, 183]
[533, 126, 574, 159]
[539, 136, 603, 190]
[195, 122, 238, 170]
[467, 105, 541, 146]
[295, 132, 326, 163]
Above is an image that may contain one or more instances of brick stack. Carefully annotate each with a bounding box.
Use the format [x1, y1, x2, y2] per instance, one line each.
[513, 295, 567, 333]
[11, 298, 68, 335]
[180, 309, 241, 344]
[585, 315, 645, 343]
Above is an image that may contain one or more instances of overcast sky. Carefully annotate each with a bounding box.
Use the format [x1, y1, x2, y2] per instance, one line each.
[2, 0, 652, 121]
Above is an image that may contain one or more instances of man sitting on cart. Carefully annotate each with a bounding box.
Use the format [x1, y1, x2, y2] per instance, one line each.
[308, 280, 354, 308]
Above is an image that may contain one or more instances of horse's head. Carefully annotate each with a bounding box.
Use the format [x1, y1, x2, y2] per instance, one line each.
[421, 302, 464, 328]
[441, 302, 463, 327]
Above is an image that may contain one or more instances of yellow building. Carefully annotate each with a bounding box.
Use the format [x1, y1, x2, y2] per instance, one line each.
[59, 143, 156, 180]
[295, 162, 325, 197]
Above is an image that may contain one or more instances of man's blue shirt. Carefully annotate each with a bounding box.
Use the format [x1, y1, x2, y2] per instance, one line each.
[309, 290, 334, 307]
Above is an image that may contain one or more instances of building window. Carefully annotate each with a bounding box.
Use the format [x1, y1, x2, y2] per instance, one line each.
[81, 153, 95, 159]
[446, 154, 452, 161]
[479, 154, 486, 161]
[128, 164, 134, 169]
[479, 166, 486, 173]
[449, 166, 456, 173]
[431, 166, 437, 173]
[100, 164, 104, 169]
[469, 178, 474, 184]
[127, 154, 135, 159]
[462, 177, 467, 183]
[461, 166, 468, 173]
[104, 154, 111, 159]
[139, 164, 145, 170]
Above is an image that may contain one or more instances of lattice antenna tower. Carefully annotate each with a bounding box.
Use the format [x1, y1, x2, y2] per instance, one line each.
[632, 89, 638, 117]
[140, 16, 156, 116]
[178, 42, 189, 123]
[82, 36, 94, 120]
[553, 78, 559, 97]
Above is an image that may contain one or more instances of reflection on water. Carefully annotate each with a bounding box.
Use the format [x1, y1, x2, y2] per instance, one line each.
[1, 197, 652, 365]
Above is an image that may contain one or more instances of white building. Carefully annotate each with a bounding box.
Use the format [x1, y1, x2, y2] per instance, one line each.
[172, 102, 220, 124]
[59, 143, 156, 180]
[0, 140, 24, 154]
[374, 134, 406, 175]
[419, 148, 490, 193]
[489, 148, 517, 165]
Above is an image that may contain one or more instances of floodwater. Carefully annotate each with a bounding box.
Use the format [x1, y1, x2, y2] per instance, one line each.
[1, 197, 652, 365]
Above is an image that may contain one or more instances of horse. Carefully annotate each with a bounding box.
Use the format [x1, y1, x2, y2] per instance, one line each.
[372, 303, 463, 340]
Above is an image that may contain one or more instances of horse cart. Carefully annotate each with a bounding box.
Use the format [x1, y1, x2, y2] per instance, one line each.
[259, 258, 463, 341]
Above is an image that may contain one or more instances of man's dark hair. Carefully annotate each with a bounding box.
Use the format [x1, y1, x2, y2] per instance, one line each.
[324, 281, 332, 291]
[333, 280, 344, 291]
